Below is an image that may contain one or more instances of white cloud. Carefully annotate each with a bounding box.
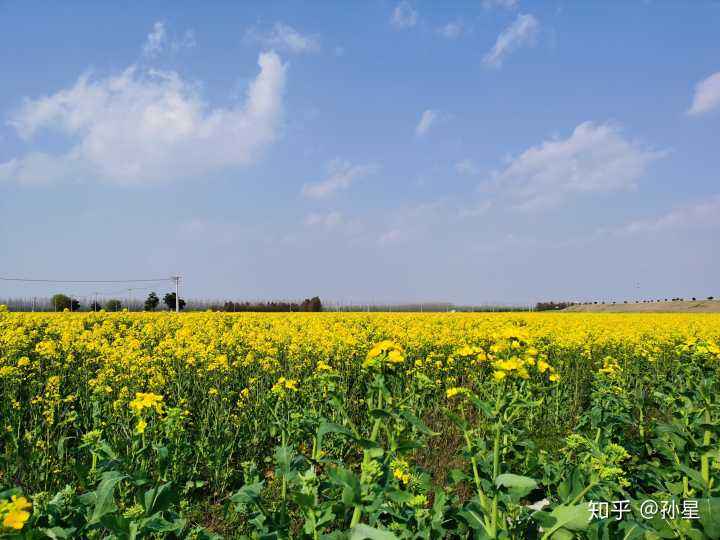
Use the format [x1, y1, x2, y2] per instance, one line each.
[391, 1, 418, 29]
[143, 21, 167, 57]
[688, 72, 720, 116]
[302, 159, 378, 199]
[456, 158, 480, 176]
[304, 210, 343, 229]
[614, 196, 720, 235]
[142, 21, 195, 58]
[483, 13, 539, 67]
[490, 121, 665, 210]
[246, 22, 320, 54]
[415, 109, 439, 137]
[2, 51, 286, 185]
[482, 0, 519, 9]
[437, 21, 463, 39]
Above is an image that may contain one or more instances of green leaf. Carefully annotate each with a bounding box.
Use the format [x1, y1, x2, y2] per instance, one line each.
[350, 524, 399, 540]
[495, 474, 538, 500]
[39, 526, 78, 539]
[143, 482, 176, 514]
[699, 497, 720, 539]
[139, 513, 186, 532]
[89, 471, 126, 524]
[533, 504, 591, 538]
[293, 492, 315, 507]
[229, 481, 265, 506]
[399, 410, 439, 436]
[318, 422, 357, 443]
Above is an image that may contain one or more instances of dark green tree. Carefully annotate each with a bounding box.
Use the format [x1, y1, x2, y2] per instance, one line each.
[51, 294, 80, 311]
[163, 292, 186, 311]
[144, 291, 160, 311]
[105, 299, 122, 312]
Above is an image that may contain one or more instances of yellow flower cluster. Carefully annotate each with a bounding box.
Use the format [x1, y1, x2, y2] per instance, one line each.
[0, 495, 31, 531]
[128, 392, 165, 415]
[271, 376, 299, 397]
[390, 457, 412, 484]
[363, 340, 405, 369]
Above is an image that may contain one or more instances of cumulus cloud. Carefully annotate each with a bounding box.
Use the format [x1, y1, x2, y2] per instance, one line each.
[614, 196, 720, 235]
[437, 21, 464, 39]
[483, 13, 539, 67]
[688, 72, 720, 116]
[1, 51, 287, 185]
[391, 1, 418, 29]
[246, 22, 320, 54]
[415, 109, 440, 137]
[301, 159, 378, 199]
[489, 121, 665, 210]
[482, 0, 519, 9]
[142, 21, 196, 58]
[304, 210, 343, 229]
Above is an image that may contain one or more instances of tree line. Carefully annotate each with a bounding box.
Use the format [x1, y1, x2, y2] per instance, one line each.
[14, 292, 323, 312]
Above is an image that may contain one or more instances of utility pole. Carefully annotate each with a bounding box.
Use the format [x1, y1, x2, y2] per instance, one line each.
[94, 292, 98, 312]
[173, 276, 181, 312]
[128, 288, 132, 312]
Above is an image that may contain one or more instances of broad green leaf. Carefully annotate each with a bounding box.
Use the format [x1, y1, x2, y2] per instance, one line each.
[229, 481, 264, 505]
[350, 524, 399, 540]
[89, 471, 125, 524]
[495, 473, 538, 500]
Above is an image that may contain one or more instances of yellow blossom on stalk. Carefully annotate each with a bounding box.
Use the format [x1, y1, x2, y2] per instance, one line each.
[599, 357, 620, 376]
[446, 386, 470, 399]
[271, 377, 299, 397]
[390, 458, 412, 485]
[135, 418, 147, 435]
[363, 340, 405, 369]
[0, 495, 31, 531]
[128, 392, 164, 415]
[316, 360, 334, 372]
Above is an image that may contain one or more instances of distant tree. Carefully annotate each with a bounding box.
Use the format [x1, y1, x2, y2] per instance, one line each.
[105, 299, 122, 312]
[709, 296, 715, 301]
[309, 296, 322, 312]
[51, 294, 76, 311]
[90, 301, 102, 312]
[144, 291, 160, 311]
[535, 301, 571, 311]
[163, 292, 186, 311]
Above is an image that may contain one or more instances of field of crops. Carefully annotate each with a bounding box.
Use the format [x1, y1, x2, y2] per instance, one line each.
[1, 308, 719, 539]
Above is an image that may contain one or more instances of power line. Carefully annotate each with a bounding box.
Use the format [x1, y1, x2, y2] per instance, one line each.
[0, 277, 173, 284]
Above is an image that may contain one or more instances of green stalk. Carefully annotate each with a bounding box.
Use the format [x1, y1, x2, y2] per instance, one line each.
[281, 430, 287, 501]
[701, 407, 711, 492]
[491, 423, 501, 537]
[569, 480, 599, 506]
[350, 387, 382, 528]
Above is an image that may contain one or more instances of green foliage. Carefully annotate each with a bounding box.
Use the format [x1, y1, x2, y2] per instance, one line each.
[104, 299, 122, 312]
[144, 292, 160, 312]
[163, 293, 186, 311]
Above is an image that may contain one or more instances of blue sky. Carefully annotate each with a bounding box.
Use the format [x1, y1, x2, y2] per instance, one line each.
[1, 0, 719, 305]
